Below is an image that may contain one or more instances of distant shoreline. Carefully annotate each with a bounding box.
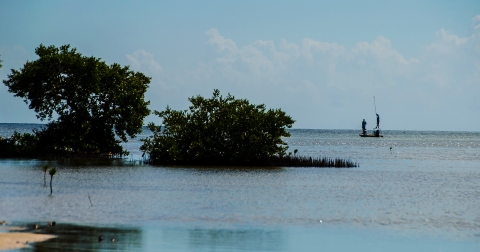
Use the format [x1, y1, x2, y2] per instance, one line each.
[0, 123, 478, 133]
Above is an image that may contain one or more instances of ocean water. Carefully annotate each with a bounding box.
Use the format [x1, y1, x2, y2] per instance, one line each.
[0, 123, 479, 251]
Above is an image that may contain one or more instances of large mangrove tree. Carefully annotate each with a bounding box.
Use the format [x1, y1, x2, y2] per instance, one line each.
[2, 44, 150, 157]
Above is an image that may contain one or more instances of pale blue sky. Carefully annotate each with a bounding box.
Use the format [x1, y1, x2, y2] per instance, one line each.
[1, 0, 479, 131]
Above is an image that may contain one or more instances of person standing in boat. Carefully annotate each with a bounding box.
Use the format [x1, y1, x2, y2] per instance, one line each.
[362, 119, 367, 135]
[376, 113, 380, 128]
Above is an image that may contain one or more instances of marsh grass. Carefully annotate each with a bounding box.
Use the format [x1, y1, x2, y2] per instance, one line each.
[146, 155, 358, 168]
[266, 155, 359, 168]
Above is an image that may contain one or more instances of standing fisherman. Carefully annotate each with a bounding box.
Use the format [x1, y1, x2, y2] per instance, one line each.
[376, 113, 380, 128]
[362, 119, 367, 135]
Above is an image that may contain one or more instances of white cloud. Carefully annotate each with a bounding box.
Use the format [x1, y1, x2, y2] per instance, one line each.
[472, 15, 480, 55]
[205, 28, 290, 82]
[353, 36, 418, 65]
[126, 49, 163, 73]
[423, 16, 480, 90]
[204, 29, 419, 93]
[280, 39, 300, 57]
[427, 29, 469, 55]
[301, 38, 346, 61]
[206, 28, 290, 73]
[350, 36, 420, 80]
[427, 16, 480, 56]
[440, 29, 469, 46]
[206, 28, 239, 54]
[473, 15, 480, 30]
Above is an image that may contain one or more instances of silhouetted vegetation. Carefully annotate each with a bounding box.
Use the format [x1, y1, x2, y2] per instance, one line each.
[42, 164, 50, 187]
[49, 167, 57, 195]
[0, 131, 39, 157]
[262, 155, 358, 168]
[140, 90, 357, 168]
[0, 50, 358, 168]
[141, 89, 295, 166]
[1, 44, 150, 158]
[144, 154, 358, 168]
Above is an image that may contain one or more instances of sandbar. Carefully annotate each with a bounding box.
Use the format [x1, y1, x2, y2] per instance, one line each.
[0, 232, 56, 251]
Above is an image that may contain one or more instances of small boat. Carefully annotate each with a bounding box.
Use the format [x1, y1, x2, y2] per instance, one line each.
[359, 96, 384, 138]
[359, 131, 383, 137]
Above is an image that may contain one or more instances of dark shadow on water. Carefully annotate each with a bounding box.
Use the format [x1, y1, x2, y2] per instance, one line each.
[10, 222, 142, 252]
[50, 158, 145, 167]
[0, 157, 146, 168]
[160, 165, 286, 173]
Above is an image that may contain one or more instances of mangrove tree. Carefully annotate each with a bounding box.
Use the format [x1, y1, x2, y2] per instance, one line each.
[2, 44, 150, 157]
[141, 89, 295, 165]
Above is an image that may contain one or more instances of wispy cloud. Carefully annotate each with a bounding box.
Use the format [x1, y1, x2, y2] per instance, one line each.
[423, 16, 480, 91]
[301, 38, 345, 62]
[206, 28, 290, 76]
[204, 28, 420, 92]
[126, 49, 163, 73]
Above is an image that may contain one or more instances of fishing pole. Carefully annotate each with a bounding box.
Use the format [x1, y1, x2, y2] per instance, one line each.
[373, 96, 377, 114]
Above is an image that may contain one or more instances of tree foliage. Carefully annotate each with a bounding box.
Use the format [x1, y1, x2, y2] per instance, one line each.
[0, 132, 39, 157]
[2, 44, 150, 156]
[141, 89, 295, 165]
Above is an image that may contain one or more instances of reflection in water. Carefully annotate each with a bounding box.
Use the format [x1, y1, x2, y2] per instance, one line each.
[14, 223, 142, 252]
[46, 158, 144, 167]
[187, 228, 285, 251]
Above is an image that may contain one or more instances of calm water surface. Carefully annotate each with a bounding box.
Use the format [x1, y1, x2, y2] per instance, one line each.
[0, 124, 479, 251]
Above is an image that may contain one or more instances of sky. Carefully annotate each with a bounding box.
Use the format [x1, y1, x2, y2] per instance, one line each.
[0, 0, 479, 131]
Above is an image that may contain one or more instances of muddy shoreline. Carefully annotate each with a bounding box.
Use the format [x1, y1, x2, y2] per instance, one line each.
[0, 221, 56, 251]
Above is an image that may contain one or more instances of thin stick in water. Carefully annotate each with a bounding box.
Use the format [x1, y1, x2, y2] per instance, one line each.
[88, 193, 93, 206]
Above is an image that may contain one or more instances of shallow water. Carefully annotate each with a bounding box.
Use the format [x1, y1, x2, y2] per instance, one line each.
[1, 124, 479, 251]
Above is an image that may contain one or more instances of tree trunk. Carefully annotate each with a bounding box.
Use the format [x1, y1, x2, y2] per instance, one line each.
[50, 176, 53, 195]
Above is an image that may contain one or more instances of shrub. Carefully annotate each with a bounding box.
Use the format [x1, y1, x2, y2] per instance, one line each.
[141, 89, 295, 165]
